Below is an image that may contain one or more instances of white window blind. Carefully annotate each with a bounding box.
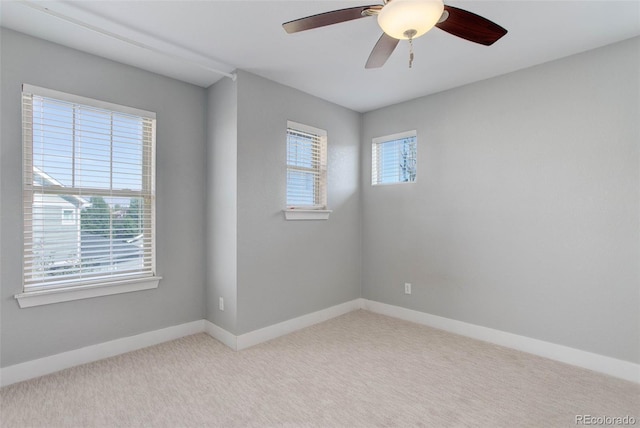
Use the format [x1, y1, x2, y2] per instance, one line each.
[22, 84, 157, 291]
[286, 121, 327, 209]
[372, 130, 417, 185]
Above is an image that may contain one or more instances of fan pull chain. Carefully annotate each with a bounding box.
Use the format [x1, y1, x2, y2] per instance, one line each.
[409, 36, 414, 68]
[404, 29, 417, 69]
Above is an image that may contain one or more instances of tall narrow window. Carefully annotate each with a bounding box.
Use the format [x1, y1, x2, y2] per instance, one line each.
[286, 121, 327, 209]
[372, 130, 417, 185]
[21, 84, 157, 295]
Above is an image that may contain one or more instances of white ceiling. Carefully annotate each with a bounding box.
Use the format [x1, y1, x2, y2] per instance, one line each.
[2, 1, 639, 112]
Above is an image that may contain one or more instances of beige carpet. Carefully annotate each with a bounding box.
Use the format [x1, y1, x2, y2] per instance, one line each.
[1, 310, 638, 427]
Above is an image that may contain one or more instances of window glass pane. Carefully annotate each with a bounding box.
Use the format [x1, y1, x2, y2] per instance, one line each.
[287, 131, 316, 169]
[26, 194, 149, 285]
[33, 98, 74, 187]
[286, 170, 316, 206]
[112, 115, 144, 191]
[372, 133, 417, 185]
[75, 107, 113, 190]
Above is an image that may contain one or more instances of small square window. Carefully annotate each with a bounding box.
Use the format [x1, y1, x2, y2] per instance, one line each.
[372, 130, 417, 185]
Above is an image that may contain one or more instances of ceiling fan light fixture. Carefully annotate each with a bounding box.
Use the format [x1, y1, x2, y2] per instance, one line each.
[377, 0, 444, 40]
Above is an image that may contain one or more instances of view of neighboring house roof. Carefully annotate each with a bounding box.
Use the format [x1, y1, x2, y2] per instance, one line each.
[80, 232, 142, 266]
[33, 166, 90, 208]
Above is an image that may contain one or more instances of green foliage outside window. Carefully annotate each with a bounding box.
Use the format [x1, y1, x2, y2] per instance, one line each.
[81, 197, 142, 239]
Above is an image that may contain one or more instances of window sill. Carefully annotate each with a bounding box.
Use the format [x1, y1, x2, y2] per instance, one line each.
[15, 276, 162, 308]
[283, 209, 332, 220]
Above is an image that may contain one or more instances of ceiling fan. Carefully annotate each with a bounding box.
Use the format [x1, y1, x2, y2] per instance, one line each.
[282, 0, 507, 69]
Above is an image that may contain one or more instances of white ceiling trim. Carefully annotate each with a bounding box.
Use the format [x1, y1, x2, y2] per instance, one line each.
[17, 0, 237, 82]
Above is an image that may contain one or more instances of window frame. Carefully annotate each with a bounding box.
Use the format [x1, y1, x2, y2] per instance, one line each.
[371, 130, 418, 186]
[284, 121, 331, 220]
[61, 209, 75, 225]
[16, 84, 161, 308]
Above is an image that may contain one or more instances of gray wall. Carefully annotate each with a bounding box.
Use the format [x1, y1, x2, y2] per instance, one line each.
[361, 37, 640, 363]
[0, 29, 207, 367]
[205, 77, 238, 332]
[234, 71, 361, 334]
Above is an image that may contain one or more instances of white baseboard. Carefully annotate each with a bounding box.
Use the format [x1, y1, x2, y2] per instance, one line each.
[363, 299, 640, 384]
[0, 300, 363, 387]
[4, 299, 636, 387]
[0, 320, 204, 387]
[204, 299, 365, 351]
[204, 320, 238, 350]
[236, 298, 364, 350]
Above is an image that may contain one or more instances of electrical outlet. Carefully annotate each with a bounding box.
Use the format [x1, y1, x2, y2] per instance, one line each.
[219, 297, 224, 311]
[404, 283, 412, 294]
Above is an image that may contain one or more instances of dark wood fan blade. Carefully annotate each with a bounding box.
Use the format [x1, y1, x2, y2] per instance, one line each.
[436, 5, 507, 46]
[283, 6, 379, 34]
[365, 33, 400, 69]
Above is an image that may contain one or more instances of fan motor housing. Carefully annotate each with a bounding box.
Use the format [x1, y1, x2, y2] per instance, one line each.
[377, 0, 445, 40]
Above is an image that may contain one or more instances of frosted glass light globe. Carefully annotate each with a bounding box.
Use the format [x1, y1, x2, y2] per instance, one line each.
[377, 0, 445, 40]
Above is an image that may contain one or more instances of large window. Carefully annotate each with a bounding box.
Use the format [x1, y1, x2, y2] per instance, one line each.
[372, 130, 417, 185]
[21, 84, 157, 300]
[286, 121, 327, 209]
